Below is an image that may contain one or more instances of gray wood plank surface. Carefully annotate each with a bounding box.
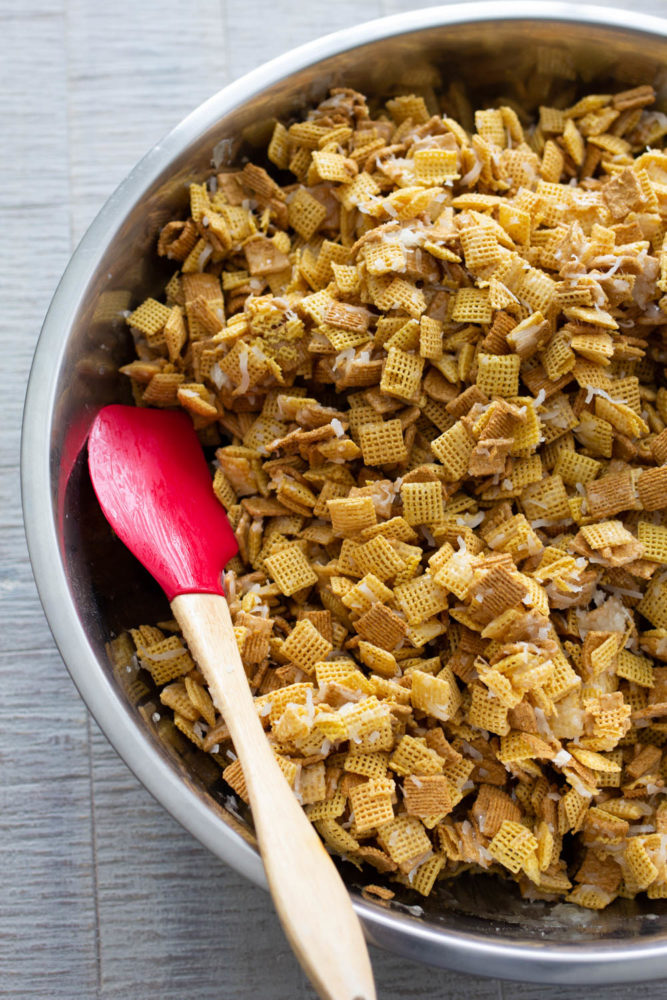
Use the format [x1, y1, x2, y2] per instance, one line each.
[3, 1, 667, 998]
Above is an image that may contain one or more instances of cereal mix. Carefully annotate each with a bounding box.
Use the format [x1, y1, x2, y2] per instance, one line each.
[111, 79, 667, 908]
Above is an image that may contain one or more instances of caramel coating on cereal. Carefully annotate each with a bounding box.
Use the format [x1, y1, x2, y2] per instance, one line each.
[121, 79, 667, 909]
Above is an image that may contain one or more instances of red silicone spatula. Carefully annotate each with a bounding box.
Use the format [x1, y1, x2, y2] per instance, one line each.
[88, 404, 376, 1000]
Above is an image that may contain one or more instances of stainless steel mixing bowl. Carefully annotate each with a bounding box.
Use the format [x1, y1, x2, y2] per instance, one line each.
[22, 1, 667, 984]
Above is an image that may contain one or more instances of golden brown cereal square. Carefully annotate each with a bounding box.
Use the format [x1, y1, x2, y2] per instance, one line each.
[403, 774, 452, 818]
[467, 565, 529, 623]
[353, 535, 405, 582]
[380, 348, 425, 404]
[328, 495, 377, 537]
[139, 636, 194, 685]
[410, 669, 460, 722]
[127, 298, 172, 338]
[488, 820, 538, 874]
[282, 619, 333, 675]
[355, 603, 408, 651]
[586, 471, 640, 519]
[638, 522, 667, 564]
[223, 759, 249, 802]
[473, 785, 522, 839]
[394, 575, 449, 626]
[414, 148, 459, 185]
[342, 573, 393, 615]
[451, 288, 493, 324]
[476, 353, 521, 398]
[348, 778, 395, 834]
[357, 640, 400, 678]
[389, 735, 445, 777]
[520, 475, 570, 521]
[264, 544, 318, 596]
[466, 684, 510, 736]
[401, 481, 445, 526]
[638, 467, 667, 512]
[358, 419, 408, 467]
[431, 421, 475, 480]
[377, 814, 433, 872]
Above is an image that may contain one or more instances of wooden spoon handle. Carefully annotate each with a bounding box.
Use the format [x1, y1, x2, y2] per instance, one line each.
[172, 592, 376, 1000]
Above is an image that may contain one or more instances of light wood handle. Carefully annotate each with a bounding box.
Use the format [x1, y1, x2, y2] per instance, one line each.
[172, 592, 376, 1000]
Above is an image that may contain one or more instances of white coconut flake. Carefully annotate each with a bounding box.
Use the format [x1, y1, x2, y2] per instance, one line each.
[462, 742, 483, 761]
[460, 156, 482, 187]
[197, 244, 213, 271]
[397, 227, 424, 249]
[333, 347, 355, 373]
[210, 363, 231, 390]
[420, 525, 436, 547]
[305, 687, 315, 727]
[604, 584, 643, 600]
[534, 707, 555, 741]
[143, 646, 186, 662]
[584, 385, 626, 406]
[461, 510, 485, 529]
[212, 137, 234, 168]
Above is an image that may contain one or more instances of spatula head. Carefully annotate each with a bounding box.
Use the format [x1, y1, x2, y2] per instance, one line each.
[88, 405, 238, 601]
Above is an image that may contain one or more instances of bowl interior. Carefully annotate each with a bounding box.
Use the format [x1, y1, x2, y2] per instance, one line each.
[36, 6, 667, 980]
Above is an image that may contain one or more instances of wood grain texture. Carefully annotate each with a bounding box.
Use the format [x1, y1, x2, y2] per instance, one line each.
[2, 1, 667, 998]
[172, 593, 375, 1000]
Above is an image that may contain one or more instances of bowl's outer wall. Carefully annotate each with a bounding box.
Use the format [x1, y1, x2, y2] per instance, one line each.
[22, 2, 667, 984]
